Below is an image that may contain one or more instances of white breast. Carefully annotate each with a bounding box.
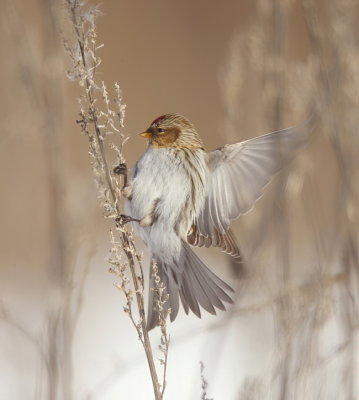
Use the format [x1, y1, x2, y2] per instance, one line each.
[125, 148, 200, 262]
[131, 148, 192, 218]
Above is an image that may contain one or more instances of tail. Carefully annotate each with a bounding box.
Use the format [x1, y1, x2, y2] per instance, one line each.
[147, 242, 234, 330]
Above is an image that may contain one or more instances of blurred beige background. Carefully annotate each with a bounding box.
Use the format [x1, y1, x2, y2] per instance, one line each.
[1, 1, 358, 399]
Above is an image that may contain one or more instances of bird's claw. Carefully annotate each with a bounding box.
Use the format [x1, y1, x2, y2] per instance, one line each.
[113, 163, 127, 175]
[116, 214, 140, 225]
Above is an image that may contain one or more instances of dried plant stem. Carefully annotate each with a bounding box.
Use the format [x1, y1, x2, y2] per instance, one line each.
[69, 9, 116, 205]
[151, 261, 171, 397]
[123, 234, 161, 399]
[65, 1, 164, 399]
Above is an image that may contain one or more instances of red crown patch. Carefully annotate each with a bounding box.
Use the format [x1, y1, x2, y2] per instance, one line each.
[150, 115, 167, 126]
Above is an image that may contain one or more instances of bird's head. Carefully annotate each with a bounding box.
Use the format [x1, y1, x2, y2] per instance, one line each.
[139, 114, 204, 149]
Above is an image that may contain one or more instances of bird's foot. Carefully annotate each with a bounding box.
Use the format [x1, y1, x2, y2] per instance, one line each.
[116, 214, 140, 225]
[113, 163, 127, 175]
[113, 163, 129, 189]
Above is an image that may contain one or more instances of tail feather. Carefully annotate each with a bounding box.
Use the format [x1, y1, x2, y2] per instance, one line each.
[189, 258, 226, 311]
[184, 262, 216, 315]
[167, 273, 180, 321]
[179, 290, 189, 315]
[146, 268, 158, 330]
[146, 242, 234, 330]
[194, 262, 234, 304]
[160, 269, 179, 322]
[180, 245, 222, 314]
[180, 268, 201, 317]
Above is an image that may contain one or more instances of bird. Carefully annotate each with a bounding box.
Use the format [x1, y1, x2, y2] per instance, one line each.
[120, 113, 310, 330]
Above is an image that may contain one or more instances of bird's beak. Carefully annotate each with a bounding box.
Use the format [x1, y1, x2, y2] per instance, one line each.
[139, 131, 152, 139]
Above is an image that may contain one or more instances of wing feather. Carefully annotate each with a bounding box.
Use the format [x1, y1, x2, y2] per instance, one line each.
[189, 119, 312, 248]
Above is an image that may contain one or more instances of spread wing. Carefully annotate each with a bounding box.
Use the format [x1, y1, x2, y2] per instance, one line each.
[187, 120, 312, 253]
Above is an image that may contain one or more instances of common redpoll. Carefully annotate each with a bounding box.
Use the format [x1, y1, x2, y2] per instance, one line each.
[121, 113, 309, 330]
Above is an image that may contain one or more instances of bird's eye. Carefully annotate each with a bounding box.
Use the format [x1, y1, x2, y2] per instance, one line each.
[158, 128, 165, 133]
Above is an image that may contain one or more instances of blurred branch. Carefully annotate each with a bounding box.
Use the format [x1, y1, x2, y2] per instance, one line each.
[0, 302, 49, 370]
[200, 362, 213, 400]
[302, 1, 359, 397]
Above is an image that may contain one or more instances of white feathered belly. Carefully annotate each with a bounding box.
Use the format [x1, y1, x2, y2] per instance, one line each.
[125, 148, 207, 264]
